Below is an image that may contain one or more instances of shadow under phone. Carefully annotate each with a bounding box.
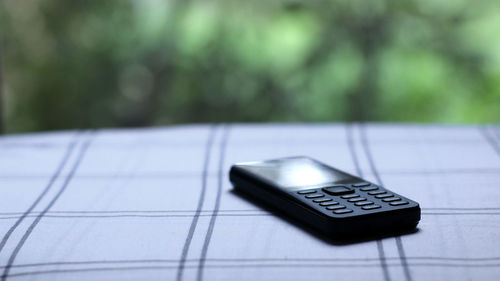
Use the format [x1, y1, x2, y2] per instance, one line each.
[231, 189, 420, 246]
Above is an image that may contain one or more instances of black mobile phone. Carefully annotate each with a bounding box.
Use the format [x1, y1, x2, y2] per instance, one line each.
[229, 156, 420, 238]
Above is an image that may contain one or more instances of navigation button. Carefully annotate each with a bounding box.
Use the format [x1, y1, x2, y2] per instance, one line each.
[322, 186, 354, 196]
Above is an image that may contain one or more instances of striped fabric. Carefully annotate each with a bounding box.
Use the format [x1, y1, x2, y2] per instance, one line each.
[0, 124, 499, 281]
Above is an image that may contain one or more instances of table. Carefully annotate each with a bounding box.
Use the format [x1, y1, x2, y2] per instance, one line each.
[0, 124, 499, 281]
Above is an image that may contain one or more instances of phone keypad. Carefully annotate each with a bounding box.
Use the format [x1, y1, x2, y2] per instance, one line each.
[296, 182, 412, 216]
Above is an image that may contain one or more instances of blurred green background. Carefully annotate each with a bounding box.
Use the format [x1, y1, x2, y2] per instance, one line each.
[1, 0, 499, 133]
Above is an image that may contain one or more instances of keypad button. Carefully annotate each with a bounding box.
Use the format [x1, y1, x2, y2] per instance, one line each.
[334, 209, 353, 214]
[368, 190, 386, 195]
[362, 205, 381, 210]
[326, 205, 346, 210]
[313, 198, 332, 203]
[320, 201, 339, 206]
[341, 194, 359, 199]
[355, 201, 374, 206]
[352, 182, 371, 187]
[390, 201, 409, 206]
[361, 186, 378, 192]
[383, 197, 401, 202]
[305, 194, 324, 199]
[348, 197, 366, 203]
[298, 190, 317, 195]
[375, 194, 393, 199]
[323, 186, 354, 196]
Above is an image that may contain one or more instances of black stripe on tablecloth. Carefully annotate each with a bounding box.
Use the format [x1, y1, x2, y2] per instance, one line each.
[4, 262, 500, 280]
[176, 126, 217, 281]
[360, 124, 413, 281]
[0, 207, 499, 216]
[3, 255, 500, 269]
[0, 212, 498, 220]
[1, 132, 94, 281]
[0, 134, 78, 254]
[346, 124, 391, 281]
[197, 125, 230, 281]
[480, 126, 500, 157]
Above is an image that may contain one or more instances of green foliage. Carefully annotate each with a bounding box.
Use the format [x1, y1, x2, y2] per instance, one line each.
[1, 0, 499, 133]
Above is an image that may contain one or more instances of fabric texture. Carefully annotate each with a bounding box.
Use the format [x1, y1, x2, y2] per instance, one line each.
[0, 124, 499, 281]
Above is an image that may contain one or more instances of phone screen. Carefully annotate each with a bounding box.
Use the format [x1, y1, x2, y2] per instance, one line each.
[238, 157, 358, 190]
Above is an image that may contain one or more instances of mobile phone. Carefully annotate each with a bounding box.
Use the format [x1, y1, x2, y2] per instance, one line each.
[229, 156, 420, 238]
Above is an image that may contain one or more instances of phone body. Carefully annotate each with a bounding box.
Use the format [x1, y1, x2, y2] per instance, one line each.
[229, 156, 420, 238]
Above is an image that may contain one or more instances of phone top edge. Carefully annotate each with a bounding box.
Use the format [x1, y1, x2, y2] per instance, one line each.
[232, 156, 311, 167]
[231, 156, 365, 191]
